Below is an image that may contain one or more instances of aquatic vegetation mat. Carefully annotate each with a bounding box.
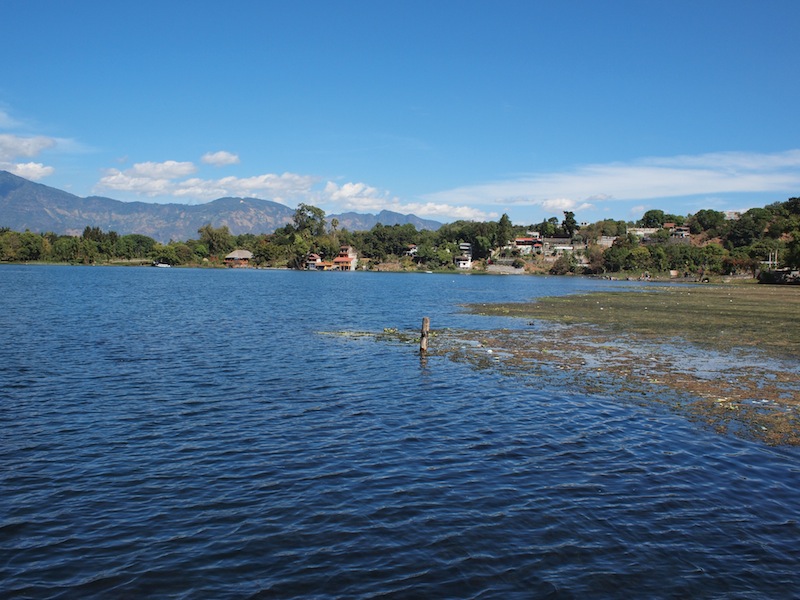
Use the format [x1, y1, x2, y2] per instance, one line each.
[454, 284, 800, 445]
[427, 325, 800, 446]
[329, 284, 800, 445]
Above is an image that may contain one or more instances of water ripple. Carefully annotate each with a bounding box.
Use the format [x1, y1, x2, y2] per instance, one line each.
[2, 266, 799, 598]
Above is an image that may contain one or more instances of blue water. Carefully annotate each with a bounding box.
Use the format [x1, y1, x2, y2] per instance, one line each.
[1, 265, 798, 598]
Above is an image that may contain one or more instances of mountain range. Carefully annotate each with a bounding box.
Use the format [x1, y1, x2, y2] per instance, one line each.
[0, 171, 442, 243]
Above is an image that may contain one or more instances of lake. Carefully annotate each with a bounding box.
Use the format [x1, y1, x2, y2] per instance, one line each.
[1, 265, 798, 598]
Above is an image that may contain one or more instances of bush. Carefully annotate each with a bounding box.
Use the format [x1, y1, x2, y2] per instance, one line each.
[549, 254, 574, 275]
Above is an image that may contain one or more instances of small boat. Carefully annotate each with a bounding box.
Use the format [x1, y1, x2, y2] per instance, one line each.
[152, 262, 171, 268]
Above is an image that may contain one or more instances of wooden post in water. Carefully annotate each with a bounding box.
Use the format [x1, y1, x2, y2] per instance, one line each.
[420, 317, 430, 353]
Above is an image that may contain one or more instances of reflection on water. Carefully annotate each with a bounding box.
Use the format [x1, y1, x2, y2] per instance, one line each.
[1, 266, 799, 598]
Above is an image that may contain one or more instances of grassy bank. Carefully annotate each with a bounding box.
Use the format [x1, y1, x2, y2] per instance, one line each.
[468, 283, 800, 359]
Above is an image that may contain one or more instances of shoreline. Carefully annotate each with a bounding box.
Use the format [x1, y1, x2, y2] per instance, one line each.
[0, 259, 773, 285]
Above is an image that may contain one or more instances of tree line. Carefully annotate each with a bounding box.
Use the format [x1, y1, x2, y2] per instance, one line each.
[2, 198, 799, 275]
[573, 200, 800, 276]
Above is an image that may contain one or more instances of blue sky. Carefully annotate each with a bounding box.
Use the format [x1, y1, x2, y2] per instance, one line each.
[2, 0, 799, 227]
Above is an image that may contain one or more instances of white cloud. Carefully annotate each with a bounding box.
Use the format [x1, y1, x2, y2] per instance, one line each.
[389, 202, 496, 221]
[323, 181, 496, 221]
[324, 181, 386, 209]
[8, 162, 55, 180]
[221, 173, 316, 196]
[172, 178, 229, 200]
[174, 173, 317, 202]
[0, 134, 57, 179]
[538, 198, 581, 212]
[96, 160, 197, 196]
[90, 148, 799, 220]
[641, 149, 800, 171]
[0, 109, 22, 129]
[0, 133, 56, 162]
[96, 158, 317, 203]
[128, 160, 197, 179]
[424, 150, 800, 212]
[201, 151, 240, 166]
[97, 169, 175, 196]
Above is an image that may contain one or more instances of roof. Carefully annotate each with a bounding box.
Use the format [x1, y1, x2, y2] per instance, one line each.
[225, 249, 253, 260]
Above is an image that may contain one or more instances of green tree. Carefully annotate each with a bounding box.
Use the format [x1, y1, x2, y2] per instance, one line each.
[188, 240, 210, 259]
[664, 214, 685, 226]
[531, 217, 559, 238]
[495, 213, 513, 248]
[0, 230, 20, 260]
[700, 243, 726, 274]
[584, 245, 606, 274]
[292, 203, 327, 238]
[252, 236, 283, 265]
[602, 243, 630, 272]
[648, 245, 669, 272]
[151, 243, 179, 266]
[747, 238, 782, 263]
[117, 234, 157, 259]
[17, 232, 44, 261]
[725, 208, 770, 248]
[473, 235, 493, 260]
[234, 233, 258, 250]
[550, 253, 576, 275]
[81, 226, 118, 256]
[639, 209, 665, 228]
[414, 242, 438, 265]
[689, 209, 726, 234]
[172, 243, 195, 264]
[198, 224, 234, 257]
[625, 246, 652, 271]
[561, 211, 577, 237]
[50, 236, 82, 262]
[785, 231, 800, 268]
[651, 228, 671, 243]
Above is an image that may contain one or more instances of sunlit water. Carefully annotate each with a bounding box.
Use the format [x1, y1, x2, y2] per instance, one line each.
[1, 265, 798, 598]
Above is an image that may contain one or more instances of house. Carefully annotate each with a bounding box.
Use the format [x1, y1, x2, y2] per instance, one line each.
[454, 242, 473, 269]
[333, 245, 358, 271]
[306, 253, 336, 270]
[306, 253, 322, 270]
[541, 237, 579, 255]
[225, 249, 253, 267]
[455, 254, 472, 269]
[671, 226, 691, 239]
[514, 237, 540, 255]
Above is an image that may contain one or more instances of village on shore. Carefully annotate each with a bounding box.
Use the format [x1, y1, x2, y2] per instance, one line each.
[2, 198, 799, 282]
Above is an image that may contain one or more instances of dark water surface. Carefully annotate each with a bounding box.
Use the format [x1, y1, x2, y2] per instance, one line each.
[2, 265, 798, 598]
